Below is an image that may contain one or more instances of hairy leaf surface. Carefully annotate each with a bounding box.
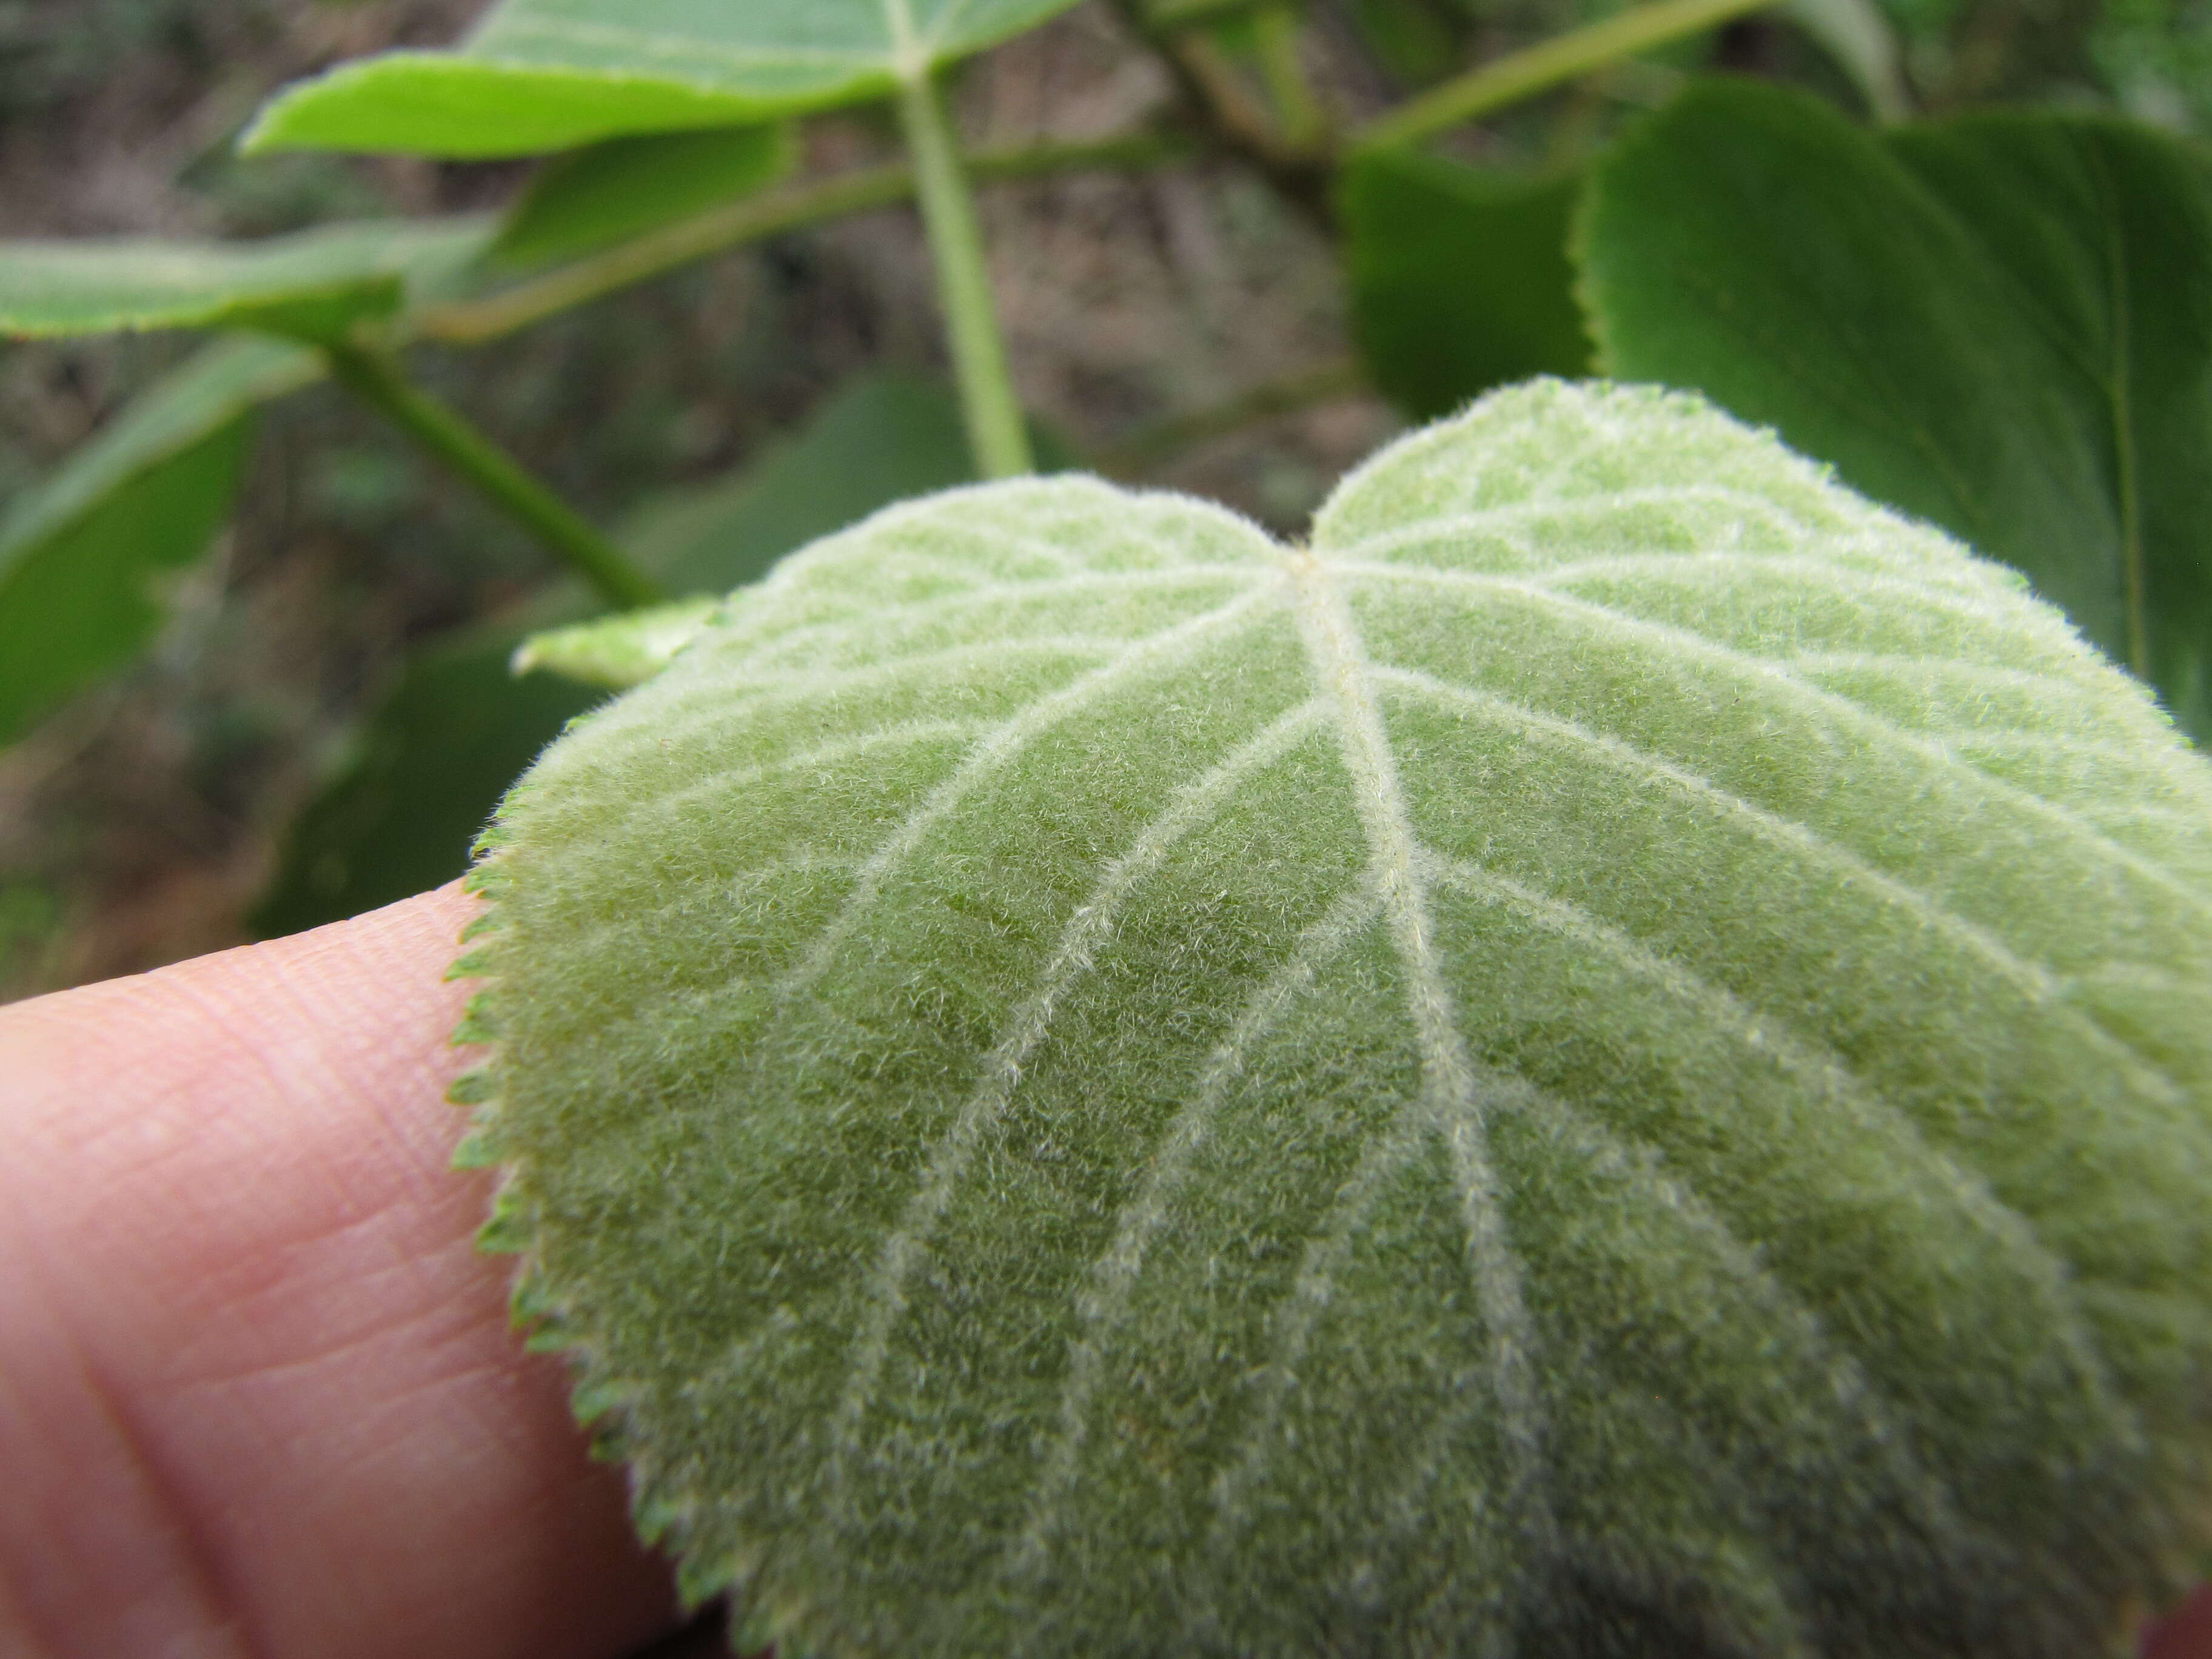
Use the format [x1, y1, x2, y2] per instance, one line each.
[459, 381, 2212, 1657]
[0, 336, 319, 745]
[1578, 80, 2212, 740]
[242, 0, 1086, 158]
[0, 218, 491, 342]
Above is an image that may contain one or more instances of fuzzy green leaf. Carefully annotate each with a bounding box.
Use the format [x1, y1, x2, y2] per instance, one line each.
[0, 218, 491, 343]
[242, 0, 1088, 159]
[492, 125, 793, 269]
[1578, 80, 2212, 740]
[460, 380, 2212, 1657]
[1342, 149, 1592, 421]
[0, 335, 321, 746]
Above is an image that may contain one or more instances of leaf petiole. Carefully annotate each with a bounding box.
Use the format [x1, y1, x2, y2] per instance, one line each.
[1354, 0, 1777, 150]
[324, 342, 663, 610]
[894, 68, 1035, 480]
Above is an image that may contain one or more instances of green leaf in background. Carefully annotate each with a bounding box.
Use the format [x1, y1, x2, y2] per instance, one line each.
[1578, 80, 2212, 739]
[0, 218, 492, 343]
[493, 125, 793, 269]
[622, 370, 1015, 595]
[250, 629, 607, 940]
[0, 335, 321, 746]
[1342, 149, 1592, 421]
[1780, 0, 1911, 120]
[252, 372, 984, 934]
[1343, 0, 1466, 85]
[457, 380, 2212, 1657]
[241, 0, 1090, 159]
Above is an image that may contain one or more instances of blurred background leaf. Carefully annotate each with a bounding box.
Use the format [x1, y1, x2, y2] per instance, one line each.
[241, 0, 1094, 157]
[0, 218, 491, 341]
[1341, 148, 1590, 420]
[1580, 78, 2212, 737]
[0, 335, 318, 746]
[492, 125, 794, 269]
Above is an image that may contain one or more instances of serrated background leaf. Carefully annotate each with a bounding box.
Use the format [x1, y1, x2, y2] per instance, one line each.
[253, 373, 985, 934]
[1578, 81, 2212, 740]
[0, 336, 320, 746]
[1342, 150, 1592, 421]
[492, 126, 792, 269]
[0, 218, 491, 342]
[464, 381, 2212, 1657]
[243, 0, 1088, 158]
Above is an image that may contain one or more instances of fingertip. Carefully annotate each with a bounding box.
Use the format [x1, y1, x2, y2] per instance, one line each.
[0, 888, 679, 1659]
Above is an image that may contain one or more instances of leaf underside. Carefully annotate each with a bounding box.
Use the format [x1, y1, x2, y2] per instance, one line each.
[457, 381, 2212, 1658]
[243, 0, 1086, 157]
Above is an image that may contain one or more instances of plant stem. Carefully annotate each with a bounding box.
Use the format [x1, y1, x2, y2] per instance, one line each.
[1251, 5, 1326, 151]
[324, 343, 662, 611]
[894, 69, 1034, 479]
[412, 135, 1186, 349]
[1355, 0, 1776, 150]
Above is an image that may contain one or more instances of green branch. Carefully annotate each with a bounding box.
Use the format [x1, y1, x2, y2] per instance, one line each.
[412, 134, 1185, 349]
[324, 343, 662, 611]
[1355, 0, 1777, 150]
[1251, 5, 1327, 152]
[895, 70, 1033, 479]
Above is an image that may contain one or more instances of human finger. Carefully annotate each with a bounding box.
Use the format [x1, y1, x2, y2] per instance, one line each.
[0, 887, 678, 1659]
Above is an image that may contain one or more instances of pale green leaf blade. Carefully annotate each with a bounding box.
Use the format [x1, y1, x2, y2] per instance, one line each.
[0, 218, 492, 343]
[1577, 80, 2212, 739]
[242, 0, 1087, 158]
[458, 381, 2212, 1657]
[514, 597, 722, 688]
[253, 372, 980, 931]
[0, 335, 321, 745]
[493, 125, 792, 268]
[1341, 149, 1592, 421]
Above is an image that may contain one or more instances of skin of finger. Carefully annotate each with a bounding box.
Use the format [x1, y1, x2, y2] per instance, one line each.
[0, 887, 677, 1659]
[2148, 1587, 2212, 1658]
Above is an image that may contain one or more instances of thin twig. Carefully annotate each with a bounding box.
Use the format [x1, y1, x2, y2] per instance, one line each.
[410, 133, 1191, 347]
[325, 343, 663, 609]
[1355, 0, 1778, 150]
